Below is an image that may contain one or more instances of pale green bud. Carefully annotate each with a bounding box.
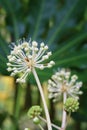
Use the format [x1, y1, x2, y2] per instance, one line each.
[64, 97, 79, 113]
[33, 117, 40, 124]
[27, 105, 42, 119]
[24, 128, 31, 130]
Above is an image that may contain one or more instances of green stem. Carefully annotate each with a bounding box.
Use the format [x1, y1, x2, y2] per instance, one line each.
[38, 124, 45, 130]
[39, 116, 61, 130]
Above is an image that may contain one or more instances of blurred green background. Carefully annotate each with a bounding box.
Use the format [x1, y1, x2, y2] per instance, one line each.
[0, 0, 87, 130]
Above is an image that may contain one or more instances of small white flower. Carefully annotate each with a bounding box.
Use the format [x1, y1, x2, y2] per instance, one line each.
[7, 39, 55, 83]
[48, 68, 83, 102]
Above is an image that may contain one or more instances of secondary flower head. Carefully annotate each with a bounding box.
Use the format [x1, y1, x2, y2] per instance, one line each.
[64, 97, 79, 113]
[48, 68, 83, 102]
[7, 39, 55, 83]
[28, 105, 42, 119]
[27, 105, 42, 124]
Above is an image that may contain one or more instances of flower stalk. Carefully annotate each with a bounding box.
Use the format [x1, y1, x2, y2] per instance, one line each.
[61, 92, 67, 130]
[32, 68, 52, 130]
[38, 124, 45, 130]
[39, 116, 61, 130]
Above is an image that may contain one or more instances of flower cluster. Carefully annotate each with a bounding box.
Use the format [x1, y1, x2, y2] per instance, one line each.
[28, 105, 42, 119]
[64, 97, 79, 113]
[27, 105, 42, 124]
[7, 40, 55, 83]
[48, 68, 83, 102]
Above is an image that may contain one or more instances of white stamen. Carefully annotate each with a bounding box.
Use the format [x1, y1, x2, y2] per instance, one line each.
[7, 39, 54, 83]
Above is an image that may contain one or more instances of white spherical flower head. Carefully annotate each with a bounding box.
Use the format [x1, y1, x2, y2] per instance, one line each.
[48, 68, 83, 102]
[7, 39, 55, 83]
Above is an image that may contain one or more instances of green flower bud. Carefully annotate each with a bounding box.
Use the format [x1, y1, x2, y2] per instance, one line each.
[27, 105, 42, 119]
[64, 98, 79, 113]
[24, 128, 31, 130]
[33, 117, 40, 124]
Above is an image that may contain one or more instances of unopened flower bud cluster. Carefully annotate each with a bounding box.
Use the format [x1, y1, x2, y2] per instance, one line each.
[64, 97, 79, 113]
[28, 105, 42, 119]
[28, 105, 42, 125]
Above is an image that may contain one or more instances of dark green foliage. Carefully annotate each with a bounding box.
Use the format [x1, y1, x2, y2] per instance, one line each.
[0, 0, 87, 129]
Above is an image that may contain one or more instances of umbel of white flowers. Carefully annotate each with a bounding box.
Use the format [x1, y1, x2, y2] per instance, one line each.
[7, 40, 55, 83]
[48, 68, 83, 102]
